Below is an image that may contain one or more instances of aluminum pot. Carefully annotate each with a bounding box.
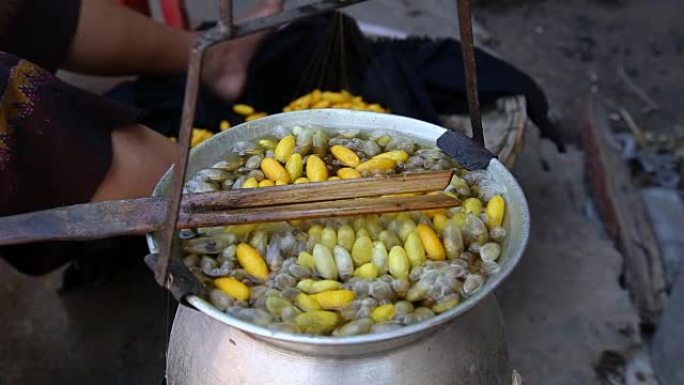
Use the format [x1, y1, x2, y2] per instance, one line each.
[147, 109, 530, 385]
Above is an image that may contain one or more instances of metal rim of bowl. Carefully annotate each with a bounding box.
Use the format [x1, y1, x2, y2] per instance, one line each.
[148, 109, 530, 347]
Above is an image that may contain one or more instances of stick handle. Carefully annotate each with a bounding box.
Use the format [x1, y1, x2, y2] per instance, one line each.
[0, 171, 455, 247]
[0, 199, 165, 246]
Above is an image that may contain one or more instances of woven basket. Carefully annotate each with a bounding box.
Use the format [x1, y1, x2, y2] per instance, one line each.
[439, 95, 527, 169]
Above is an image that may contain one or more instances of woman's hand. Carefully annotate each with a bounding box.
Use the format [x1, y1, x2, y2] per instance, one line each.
[65, 0, 282, 102]
[201, 0, 283, 101]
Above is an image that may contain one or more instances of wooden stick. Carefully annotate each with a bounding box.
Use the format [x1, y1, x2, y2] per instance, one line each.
[181, 194, 460, 228]
[581, 96, 666, 325]
[0, 199, 167, 246]
[0, 171, 455, 246]
[0, 194, 459, 246]
[618, 107, 647, 146]
[617, 66, 661, 113]
[185, 170, 453, 211]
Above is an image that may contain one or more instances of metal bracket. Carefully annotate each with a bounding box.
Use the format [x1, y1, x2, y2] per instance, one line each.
[145, 252, 207, 305]
[153, 0, 486, 298]
[437, 129, 495, 170]
[153, 0, 370, 291]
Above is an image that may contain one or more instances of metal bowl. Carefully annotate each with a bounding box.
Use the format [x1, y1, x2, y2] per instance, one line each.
[147, 110, 529, 383]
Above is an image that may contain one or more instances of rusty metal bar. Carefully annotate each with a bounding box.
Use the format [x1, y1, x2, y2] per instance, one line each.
[218, 0, 233, 34]
[155, 44, 209, 287]
[0, 171, 453, 247]
[457, 0, 485, 147]
[154, 0, 370, 288]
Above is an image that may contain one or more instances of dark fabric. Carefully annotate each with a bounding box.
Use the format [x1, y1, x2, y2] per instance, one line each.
[0, 53, 140, 275]
[109, 13, 561, 148]
[0, 0, 147, 276]
[0, 56, 139, 216]
[1, 0, 82, 71]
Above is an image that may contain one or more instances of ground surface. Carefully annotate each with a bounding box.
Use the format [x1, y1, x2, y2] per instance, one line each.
[0, 259, 170, 385]
[498, 126, 651, 385]
[477, 0, 684, 143]
[3, 0, 681, 384]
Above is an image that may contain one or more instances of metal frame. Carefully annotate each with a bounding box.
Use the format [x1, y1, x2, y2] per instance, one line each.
[154, 0, 371, 287]
[153, 0, 485, 290]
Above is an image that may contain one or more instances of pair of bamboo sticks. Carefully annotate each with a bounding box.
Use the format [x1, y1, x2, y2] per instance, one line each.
[0, 171, 458, 246]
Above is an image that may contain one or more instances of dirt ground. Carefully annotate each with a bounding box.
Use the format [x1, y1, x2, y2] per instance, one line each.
[476, 0, 684, 144]
[477, 0, 684, 198]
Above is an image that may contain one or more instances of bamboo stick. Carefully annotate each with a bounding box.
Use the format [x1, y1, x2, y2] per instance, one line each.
[181, 194, 460, 228]
[184, 170, 453, 211]
[0, 171, 457, 246]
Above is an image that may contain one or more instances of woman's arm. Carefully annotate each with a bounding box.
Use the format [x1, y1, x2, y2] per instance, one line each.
[1, 0, 281, 101]
[64, 0, 195, 76]
[65, 0, 282, 100]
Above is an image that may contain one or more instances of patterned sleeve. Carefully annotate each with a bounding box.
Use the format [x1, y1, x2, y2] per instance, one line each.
[0, 1, 149, 275]
[0, 52, 140, 214]
[0, 52, 141, 275]
[0, 0, 142, 216]
[0, 0, 82, 71]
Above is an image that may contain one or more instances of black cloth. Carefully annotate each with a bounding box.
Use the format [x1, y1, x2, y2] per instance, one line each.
[108, 13, 560, 147]
[0, 0, 82, 71]
[0, 0, 142, 276]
